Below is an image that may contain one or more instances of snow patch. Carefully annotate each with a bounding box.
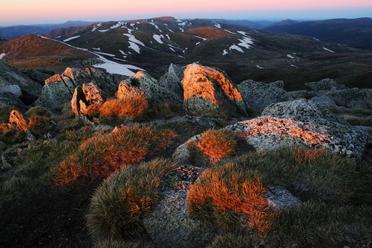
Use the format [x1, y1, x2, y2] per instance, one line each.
[92, 48, 101, 51]
[153, 34, 164, 44]
[222, 49, 228, 56]
[256, 65, 264, 69]
[287, 54, 295, 59]
[229, 45, 244, 53]
[0, 53, 6, 60]
[96, 51, 115, 57]
[63, 35, 80, 42]
[98, 29, 110, 33]
[93, 53, 143, 76]
[238, 37, 254, 49]
[214, 23, 221, 28]
[323, 47, 335, 53]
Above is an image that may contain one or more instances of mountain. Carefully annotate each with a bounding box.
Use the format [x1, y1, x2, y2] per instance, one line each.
[265, 18, 372, 50]
[217, 19, 276, 29]
[0, 21, 92, 40]
[42, 16, 372, 90]
[0, 34, 96, 70]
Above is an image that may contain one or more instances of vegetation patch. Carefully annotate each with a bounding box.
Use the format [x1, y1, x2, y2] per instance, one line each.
[87, 159, 174, 243]
[55, 126, 177, 185]
[187, 164, 277, 236]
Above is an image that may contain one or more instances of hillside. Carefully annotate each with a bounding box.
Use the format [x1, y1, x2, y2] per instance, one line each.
[44, 17, 372, 89]
[0, 34, 96, 70]
[265, 18, 372, 50]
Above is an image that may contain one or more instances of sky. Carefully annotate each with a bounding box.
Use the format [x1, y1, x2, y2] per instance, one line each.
[1, 0, 372, 26]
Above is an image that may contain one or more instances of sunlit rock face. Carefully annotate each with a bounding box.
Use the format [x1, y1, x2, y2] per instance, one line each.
[9, 110, 28, 132]
[71, 83, 104, 116]
[181, 63, 247, 116]
[227, 99, 368, 158]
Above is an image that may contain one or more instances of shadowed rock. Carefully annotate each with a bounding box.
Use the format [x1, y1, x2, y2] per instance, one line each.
[71, 83, 104, 116]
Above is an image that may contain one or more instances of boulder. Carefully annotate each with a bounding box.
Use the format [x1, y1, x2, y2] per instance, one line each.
[71, 83, 104, 115]
[311, 95, 337, 108]
[325, 88, 372, 110]
[116, 81, 147, 100]
[237, 80, 288, 113]
[305, 78, 346, 91]
[159, 64, 184, 98]
[181, 63, 247, 116]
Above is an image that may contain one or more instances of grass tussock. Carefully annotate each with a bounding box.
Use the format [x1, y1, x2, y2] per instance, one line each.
[55, 126, 177, 185]
[87, 159, 174, 243]
[194, 129, 238, 164]
[99, 94, 149, 119]
[187, 164, 277, 236]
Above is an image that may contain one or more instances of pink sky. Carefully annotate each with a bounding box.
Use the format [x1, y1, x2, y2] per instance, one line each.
[1, 0, 372, 25]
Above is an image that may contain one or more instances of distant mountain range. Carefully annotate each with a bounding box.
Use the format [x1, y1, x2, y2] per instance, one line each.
[0, 21, 92, 39]
[1, 17, 372, 90]
[265, 18, 372, 50]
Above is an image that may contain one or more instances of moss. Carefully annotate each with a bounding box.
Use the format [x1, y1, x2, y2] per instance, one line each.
[87, 159, 174, 243]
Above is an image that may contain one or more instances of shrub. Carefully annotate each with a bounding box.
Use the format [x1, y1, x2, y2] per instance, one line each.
[194, 129, 237, 164]
[55, 126, 177, 185]
[0, 123, 26, 144]
[99, 94, 149, 119]
[87, 159, 174, 243]
[229, 148, 357, 202]
[187, 164, 277, 236]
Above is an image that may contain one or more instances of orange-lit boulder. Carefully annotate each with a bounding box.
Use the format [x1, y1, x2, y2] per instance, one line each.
[71, 83, 104, 116]
[181, 63, 247, 116]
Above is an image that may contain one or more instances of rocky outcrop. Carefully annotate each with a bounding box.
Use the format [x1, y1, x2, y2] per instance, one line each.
[325, 88, 372, 110]
[0, 61, 41, 106]
[247, 99, 367, 158]
[305, 78, 346, 91]
[181, 64, 247, 116]
[71, 83, 104, 115]
[126, 71, 182, 105]
[116, 81, 147, 100]
[37, 67, 125, 111]
[174, 99, 367, 159]
[159, 64, 184, 98]
[237, 80, 288, 113]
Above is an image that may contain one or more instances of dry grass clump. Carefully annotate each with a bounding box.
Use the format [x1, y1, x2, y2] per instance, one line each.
[87, 159, 174, 243]
[26, 106, 53, 136]
[55, 126, 176, 185]
[208, 233, 255, 248]
[99, 94, 149, 119]
[187, 164, 277, 236]
[193, 129, 238, 164]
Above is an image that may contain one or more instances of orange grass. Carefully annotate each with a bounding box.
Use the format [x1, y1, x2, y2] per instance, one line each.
[187, 167, 276, 235]
[55, 126, 176, 185]
[195, 129, 237, 163]
[99, 94, 149, 119]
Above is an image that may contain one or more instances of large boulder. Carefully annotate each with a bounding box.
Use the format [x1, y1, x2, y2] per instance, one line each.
[237, 80, 288, 113]
[243, 99, 367, 158]
[181, 63, 247, 116]
[71, 83, 104, 115]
